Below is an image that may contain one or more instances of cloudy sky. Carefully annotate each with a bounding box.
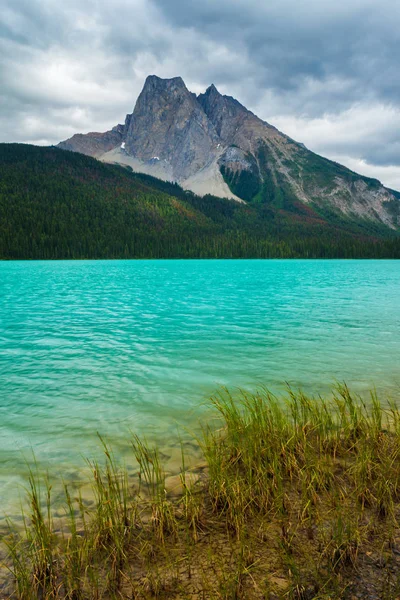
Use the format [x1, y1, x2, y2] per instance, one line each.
[2, 0, 400, 188]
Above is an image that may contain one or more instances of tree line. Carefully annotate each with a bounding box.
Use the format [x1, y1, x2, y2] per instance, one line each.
[0, 143, 399, 260]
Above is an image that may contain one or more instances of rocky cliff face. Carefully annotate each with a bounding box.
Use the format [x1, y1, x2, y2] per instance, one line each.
[58, 75, 400, 228]
[124, 76, 220, 180]
[58, 124, 125, 157]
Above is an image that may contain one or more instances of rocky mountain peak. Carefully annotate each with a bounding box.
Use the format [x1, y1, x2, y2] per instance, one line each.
[198, 86, 251, 146]
[131, 74, 193, 115]
[123, 75, 219, 181]
[203, 83, 221, 98]
[140, 74, 187, 97]
[57, 74, 400, 228]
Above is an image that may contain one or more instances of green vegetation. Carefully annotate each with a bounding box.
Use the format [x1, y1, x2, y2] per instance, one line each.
[295, 146, 381, 196]
[254, 143, 288, 208]
[2, 386, 400, 598]
[220, 157, 261, 201]
[0, 143, 400, 259]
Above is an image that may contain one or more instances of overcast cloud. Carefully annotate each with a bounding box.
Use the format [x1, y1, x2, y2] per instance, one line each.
[1, 0, 400, 188]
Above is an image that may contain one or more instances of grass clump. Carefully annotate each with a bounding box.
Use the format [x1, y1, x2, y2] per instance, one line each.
[2, 385, 400, 598]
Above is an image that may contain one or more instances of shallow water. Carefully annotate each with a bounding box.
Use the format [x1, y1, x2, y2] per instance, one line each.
[1, 259, 399, 514]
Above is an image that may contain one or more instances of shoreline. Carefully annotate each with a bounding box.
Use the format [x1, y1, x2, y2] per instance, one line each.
[2, 257, 400, 261]
[2, 385, 400, 599]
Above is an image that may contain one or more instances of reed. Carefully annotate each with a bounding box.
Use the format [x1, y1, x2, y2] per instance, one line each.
[2, 385, 400, 599]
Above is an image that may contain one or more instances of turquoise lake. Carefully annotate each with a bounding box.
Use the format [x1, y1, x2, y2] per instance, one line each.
[0, 259, 399, 514]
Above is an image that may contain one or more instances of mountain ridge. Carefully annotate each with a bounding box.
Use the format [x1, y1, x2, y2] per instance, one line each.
[1, 142, 400, 260]
[59, 75, 400, 229]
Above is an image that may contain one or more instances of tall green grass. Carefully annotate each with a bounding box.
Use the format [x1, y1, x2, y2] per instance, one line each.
[2, 385, 400, 599]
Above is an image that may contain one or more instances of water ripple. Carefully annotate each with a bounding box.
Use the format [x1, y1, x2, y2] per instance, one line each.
[0, 259, 400, 512]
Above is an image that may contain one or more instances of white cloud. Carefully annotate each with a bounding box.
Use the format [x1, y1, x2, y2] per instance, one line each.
[329, 157, 400, 191]
[268, 103, 400, 188]
[269, 104, 400, 149]
[1, 0, 400, 190]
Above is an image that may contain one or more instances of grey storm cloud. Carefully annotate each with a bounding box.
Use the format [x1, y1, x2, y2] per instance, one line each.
[1, 0, 400, 188]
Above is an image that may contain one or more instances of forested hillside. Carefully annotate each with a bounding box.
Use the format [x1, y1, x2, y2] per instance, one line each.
[60, 75, 400, 229]
[0, 144, 399, 259]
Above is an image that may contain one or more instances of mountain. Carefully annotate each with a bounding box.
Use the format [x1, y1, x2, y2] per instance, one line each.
[59, 75, 400, 229]
[1, 143, 399, 260]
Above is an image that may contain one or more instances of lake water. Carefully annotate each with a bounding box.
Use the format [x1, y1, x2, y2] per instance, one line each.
[0, 259, 399, 515]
